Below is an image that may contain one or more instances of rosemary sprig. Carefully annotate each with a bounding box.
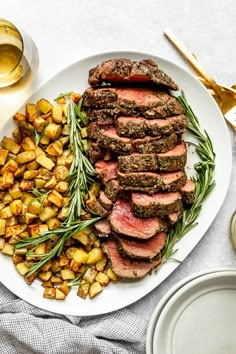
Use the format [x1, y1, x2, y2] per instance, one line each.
[53, 91, 73, 101]
[66, 99, 96, 223]
[15, 217, 101, 276]
[67, 266, 89, 287]
[23, 123, 49, 146]
[161, 91, 216, 260]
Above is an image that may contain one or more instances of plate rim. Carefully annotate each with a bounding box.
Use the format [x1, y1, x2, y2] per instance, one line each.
[0, 51, 232, 316]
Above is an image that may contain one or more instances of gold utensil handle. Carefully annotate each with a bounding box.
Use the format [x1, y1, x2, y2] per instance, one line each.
[163, 29, 219, 88]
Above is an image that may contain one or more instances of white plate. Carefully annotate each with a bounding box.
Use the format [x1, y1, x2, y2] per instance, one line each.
[146, 268, 236, 354]
[0, 51, 232, 316]
[152, 270, 236, 354]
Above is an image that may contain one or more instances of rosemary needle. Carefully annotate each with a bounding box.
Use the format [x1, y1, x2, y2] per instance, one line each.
[161, 91, 216, 260]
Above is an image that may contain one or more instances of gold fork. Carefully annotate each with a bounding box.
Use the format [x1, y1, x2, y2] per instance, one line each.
[163, 29, 236, 133]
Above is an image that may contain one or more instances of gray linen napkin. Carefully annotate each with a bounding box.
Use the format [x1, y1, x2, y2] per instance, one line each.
[0, 282, 147, 354]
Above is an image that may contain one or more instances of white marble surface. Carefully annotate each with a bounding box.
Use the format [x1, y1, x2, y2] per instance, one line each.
[1, 0, 236, 322]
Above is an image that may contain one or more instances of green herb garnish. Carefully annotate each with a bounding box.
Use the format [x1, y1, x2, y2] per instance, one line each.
[23, 122, 49, 146]
[53, 91, 73, 101]
[162, 91, 216, 260]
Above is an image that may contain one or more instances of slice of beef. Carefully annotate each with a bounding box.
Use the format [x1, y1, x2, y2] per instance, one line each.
[104, 179, 120, 202]
[94, 220, 111, 238]
[180, 179, 196, 204]
[117, 114, 187, 138]
[87, 200, 109, 217]
[97, 127, 133, 155]
[82, 87, 185, 119]
[157, 142, 187, 171]
[87, 122, 109, 140]
[146, 115, 188, 136]
[99, 191, 113, 211]
[114, 232, 167, 261]
[95, 160, 118, 182]
[117, 117, 147, 138]
[118, 153, 158, 173]
[118, 171, 187, 194]
[133, 133, 180, 154]
[131, 191, 182, 217]
[166, 208, 183, 226]
[85, 108, 117, 125]
[102, 239, 161, 279]
[88, 143, 105, 164]
[88, 58, 178, 90]
[161, 171, 187, 192]
[109, 198, 167, 239]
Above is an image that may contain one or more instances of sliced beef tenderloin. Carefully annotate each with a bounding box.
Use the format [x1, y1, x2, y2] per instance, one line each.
[95, 160, 118, 183]
[114, 232, 167, 261]
[166, 208, 183, 226]
[131, 191, 182, 217]
[88, 143, 105, 164]
[118, 153, 158, 173]
[85, 108, 117, 125]
[102, 239, 161, 279]
[99, 191, 113, 211]
[82, 87, 185, 119]
[109, 198, 167, 240]
[117, 117, 147, 138]
[118, 171, 187, 194]
[97, 127, 133, 155]
[104, 179, 120, 202]
[87, 122, 109, 140]
[146, 115, 188, 136]
[157, 142, 187, 171]
[133, 133, 181, 154]
[94, 219, 111, 238]
[87, 200, 109, 217]
[180, 179, 196, 204]
[88, 58, 179, 90]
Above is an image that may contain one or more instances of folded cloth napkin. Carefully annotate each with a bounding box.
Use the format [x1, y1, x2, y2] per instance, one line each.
[0, 282, 147, 354]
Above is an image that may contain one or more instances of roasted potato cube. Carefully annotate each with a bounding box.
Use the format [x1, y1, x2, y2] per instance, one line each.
[55, 288, 66, 300]
[59, 281, 71, 296]
[51, 260, 61, 273]
[9, 183, 23, 199]
[72, 231, 90, 246]
[77, 280, 90, 299]
[51, 275, 62, 284]
[25, 212, 38, 224]
[15, 261, 29, 275]
[72, 248, 88, 264]
[36, 155, 55, 171]
[40, 134, 50, 145]
[25, 271, 38, 284]
[21, 137, 36, 151]
[41, 280, 53, 288]
[39, 224, 49, 234]
[14, 165, 27, 178]
[14, 247, 28, 255]
[1, 159, 18, 173]
[48, 190, 63, 207]
[0, 219, 6, 235]
[89, 281, 103, 299]
[12, 253, 23, 265]
[45, 123, 62, 140]
[47, 217, 60, 230]
[66, 247, 77, 260]
[70, 259, 80, 273]
[24, 170, 39, 180]
[5, 224, 21, 238]
[2, 242, 14, 255]
[37, 99, 53, 114]
[19, 179, 34, 191]
[0, 149, 9, 165]
[13, 112, 26, 126]
[6, 216, 18, 226]
[38, 271, 52, 282]
[44, 176, 57, 189]
[12, 127, 23, 143]
[87, 248, 103, 264]
[52, 106, 63, 123]
[56, 97, 66, 104]
[16, 150, 36, 164]
[43, 287, 56, 299]
[106, 267, 118, 282]
[2, 171, 14, 189]
[57, 206, 69, 220]
[58, 255, 69, 267]
[32, 117, 46, 132]
[27, 200, 41, 215]
[54, 166, 69, 181]
[34, 243, 47, 258]
[60, 268, 75, 280]
[95, 257, 108, 272]
[26, 103, 37, 122]
[34, 178, 46, 189]
[35, 146, 46, 158]
[54, 181, 68, 194]
[0, 206, 13, 219]
[39, 207, 57, 222]
[46, 141, 63, 156]
[95, 272, 110, 286]
[83, 268, 98, 282]
[3, 192, 13, 205]
[70, 92, 81, 103]
[80, 127, 87, 138]
[1, 136, 21, 154]
[27, 161, 39, 170]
